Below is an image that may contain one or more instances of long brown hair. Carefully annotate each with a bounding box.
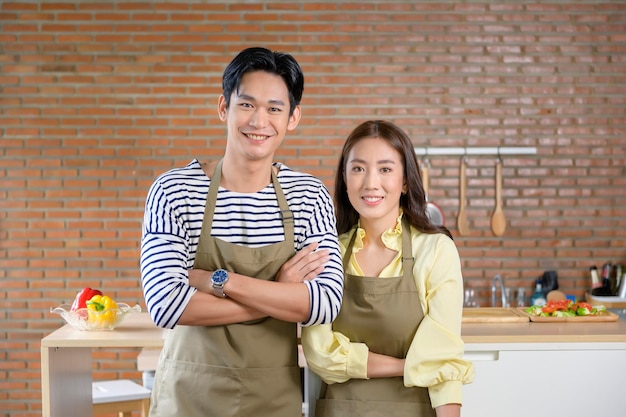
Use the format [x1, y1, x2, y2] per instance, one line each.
[334, 120, 452, 239]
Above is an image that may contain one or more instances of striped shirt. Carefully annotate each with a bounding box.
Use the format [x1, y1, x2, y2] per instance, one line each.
[140, 159, 344, 329]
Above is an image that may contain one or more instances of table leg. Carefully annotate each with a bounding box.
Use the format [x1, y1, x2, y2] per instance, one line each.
[303, 366, 321, 417]
[41, 346, 92, 417]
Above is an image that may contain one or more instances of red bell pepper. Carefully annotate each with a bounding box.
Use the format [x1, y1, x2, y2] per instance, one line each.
[70, 287, 102, 311]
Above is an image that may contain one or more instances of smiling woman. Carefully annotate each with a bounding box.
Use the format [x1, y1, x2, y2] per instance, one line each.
[302, 120, 474, 417]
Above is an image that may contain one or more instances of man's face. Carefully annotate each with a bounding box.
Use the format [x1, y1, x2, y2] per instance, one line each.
[218, 71, 301, 164]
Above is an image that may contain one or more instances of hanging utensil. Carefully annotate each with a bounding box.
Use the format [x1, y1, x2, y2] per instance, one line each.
[490, 158, 507, 236]
[457, 157, 470, 236]
[421, 158, 445, 226]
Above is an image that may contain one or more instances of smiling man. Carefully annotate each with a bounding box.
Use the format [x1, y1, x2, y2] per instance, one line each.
[140, 47, 344, 417]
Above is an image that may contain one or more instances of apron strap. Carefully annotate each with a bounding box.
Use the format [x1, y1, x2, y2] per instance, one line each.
[400, 217, 414, 280]
[200, 159, 294, 244]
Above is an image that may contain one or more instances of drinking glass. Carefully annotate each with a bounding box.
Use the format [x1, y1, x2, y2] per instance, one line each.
[464, 289, 479, 308]
[516, 287, 527, 307]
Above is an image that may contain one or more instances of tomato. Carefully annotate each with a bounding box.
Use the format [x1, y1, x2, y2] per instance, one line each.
[542, 305, 557, 314]
[526, 298, 604, 317]
[544, 299, 570, 312]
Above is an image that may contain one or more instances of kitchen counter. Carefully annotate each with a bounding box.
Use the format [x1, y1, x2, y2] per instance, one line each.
[462, 318, 626, 344]
[41, 313, 165, 417]
[42, 310, 626, 351]
[41, 312, 164, 349]
[460, 316, 626, 417]
[41, 312, 626, 417]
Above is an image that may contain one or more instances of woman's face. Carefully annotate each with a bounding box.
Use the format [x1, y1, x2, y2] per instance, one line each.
[344, 137, 406, 229]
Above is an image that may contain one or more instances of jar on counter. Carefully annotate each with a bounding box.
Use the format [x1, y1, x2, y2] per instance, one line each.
[530, 280, 546, 307]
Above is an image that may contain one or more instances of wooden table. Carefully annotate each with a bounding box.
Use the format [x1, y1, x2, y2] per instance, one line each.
[41, 313, 164, 417]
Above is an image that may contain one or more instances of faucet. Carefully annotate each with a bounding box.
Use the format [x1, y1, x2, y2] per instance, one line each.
[491, 274, 509, 307]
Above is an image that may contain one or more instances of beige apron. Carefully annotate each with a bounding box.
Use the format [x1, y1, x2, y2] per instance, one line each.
[316, 218, 435, 417]
[150, 160, 302, 417]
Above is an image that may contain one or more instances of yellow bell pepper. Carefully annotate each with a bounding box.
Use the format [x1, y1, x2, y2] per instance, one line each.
[86, 294, 119, 327]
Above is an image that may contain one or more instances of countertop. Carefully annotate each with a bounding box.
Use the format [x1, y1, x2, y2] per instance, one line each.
[41, 312, 165, 348]
[43, 312, 626, 349]
[462, 320, 626, 344]
[462, 306, 626, 345]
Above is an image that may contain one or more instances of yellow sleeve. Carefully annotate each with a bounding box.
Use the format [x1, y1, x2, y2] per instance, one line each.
[403, 232, 475, 408]
[301, 323, 369, 384]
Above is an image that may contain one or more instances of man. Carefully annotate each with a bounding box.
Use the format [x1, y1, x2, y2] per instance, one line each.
[140, 47, 343, 417]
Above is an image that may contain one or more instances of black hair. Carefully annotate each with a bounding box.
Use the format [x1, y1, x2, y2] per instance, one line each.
[334, 120, 453, 239]
[222, 47, 304, 116]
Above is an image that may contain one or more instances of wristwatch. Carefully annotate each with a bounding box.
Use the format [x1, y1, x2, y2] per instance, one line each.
[211, 269, 229, 298]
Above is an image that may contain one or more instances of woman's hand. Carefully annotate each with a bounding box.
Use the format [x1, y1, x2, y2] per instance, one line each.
[366, 352, 405, 378]
[276, 242, 329, 283]
[435, 403, 461, 417]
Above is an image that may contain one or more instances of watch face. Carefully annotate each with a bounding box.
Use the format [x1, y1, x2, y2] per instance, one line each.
[212, 269, 228, 285]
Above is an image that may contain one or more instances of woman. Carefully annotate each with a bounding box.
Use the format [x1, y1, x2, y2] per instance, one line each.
[301, 120, 475, 417]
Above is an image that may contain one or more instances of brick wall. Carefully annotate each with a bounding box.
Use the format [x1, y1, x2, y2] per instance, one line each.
[1, 1, 625, 415]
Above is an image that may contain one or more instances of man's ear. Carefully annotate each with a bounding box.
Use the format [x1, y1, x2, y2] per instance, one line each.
[217, 95, 227, 122]
[287, 105, 301, 131]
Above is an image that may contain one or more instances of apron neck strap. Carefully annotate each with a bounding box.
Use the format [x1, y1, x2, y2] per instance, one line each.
[204, 159, 293, 240]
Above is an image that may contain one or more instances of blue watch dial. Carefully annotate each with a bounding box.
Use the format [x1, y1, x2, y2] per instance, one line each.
[212, 269, 228, 284]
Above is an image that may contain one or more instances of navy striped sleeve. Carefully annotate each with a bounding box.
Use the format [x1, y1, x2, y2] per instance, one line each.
[140, 160, 344, 329]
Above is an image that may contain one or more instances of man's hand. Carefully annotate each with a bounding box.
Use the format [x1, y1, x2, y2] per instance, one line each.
[188, 268, 212, 293]
[276, 242, 329, 283]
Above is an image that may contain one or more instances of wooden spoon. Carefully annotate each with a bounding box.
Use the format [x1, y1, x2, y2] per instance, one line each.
[490, 159, 507, 236]
[457, 158, 470, 236]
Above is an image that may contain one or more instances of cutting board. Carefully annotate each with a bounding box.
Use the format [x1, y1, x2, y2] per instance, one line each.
[517, 307, 619, 323]
[462, 307, 529, 323]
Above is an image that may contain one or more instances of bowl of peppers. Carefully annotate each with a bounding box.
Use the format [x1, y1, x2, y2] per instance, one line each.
[51, 287, 141, 331]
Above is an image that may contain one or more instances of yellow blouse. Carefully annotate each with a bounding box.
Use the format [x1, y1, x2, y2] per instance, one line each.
[301, 213, 475, 408]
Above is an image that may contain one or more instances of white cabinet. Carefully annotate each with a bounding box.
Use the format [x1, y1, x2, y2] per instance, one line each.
[462, 343, 626, 417]
[301, 342, 626, 417]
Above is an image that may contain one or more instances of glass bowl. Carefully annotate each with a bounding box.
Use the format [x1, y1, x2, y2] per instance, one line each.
[50, 303, 142, 331]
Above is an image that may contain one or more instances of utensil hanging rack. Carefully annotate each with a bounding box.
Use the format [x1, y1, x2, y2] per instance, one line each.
[413, 146, 536, 156]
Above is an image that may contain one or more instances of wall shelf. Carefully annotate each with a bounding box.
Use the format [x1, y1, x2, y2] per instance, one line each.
[413, 147, 537, 156]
